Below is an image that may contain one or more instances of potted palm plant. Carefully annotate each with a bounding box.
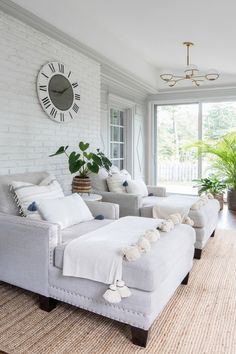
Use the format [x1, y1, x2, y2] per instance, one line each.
[189, 132, 236, 210]
[193, 176, 226, 210]
[49, 141, 112, 193]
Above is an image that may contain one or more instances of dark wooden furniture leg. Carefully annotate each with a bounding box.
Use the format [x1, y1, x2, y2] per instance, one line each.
[181, 272, 189, 285]
[211, 230, 215, 237]
[39, 295, 57, 312]
[194, 248, 202, 259]
[131, 326, 149, 347]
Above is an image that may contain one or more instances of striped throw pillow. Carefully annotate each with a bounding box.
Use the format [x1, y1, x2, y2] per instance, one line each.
[10, 175, 64, 220]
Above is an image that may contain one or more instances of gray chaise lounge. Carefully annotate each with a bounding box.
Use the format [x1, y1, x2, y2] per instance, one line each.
[90, 169, 220, 259]
[0, 172, 195, 347]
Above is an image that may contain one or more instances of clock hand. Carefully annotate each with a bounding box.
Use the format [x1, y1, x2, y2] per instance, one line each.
[51, 86, 71, 94]
[61, 85, 71, 94]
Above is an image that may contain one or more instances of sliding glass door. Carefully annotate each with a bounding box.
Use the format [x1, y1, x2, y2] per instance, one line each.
[154, 104, 199, 194]
[154, 100, 236, 194]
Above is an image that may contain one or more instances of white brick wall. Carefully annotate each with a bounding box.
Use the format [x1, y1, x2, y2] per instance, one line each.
[0, 11, 101, 194]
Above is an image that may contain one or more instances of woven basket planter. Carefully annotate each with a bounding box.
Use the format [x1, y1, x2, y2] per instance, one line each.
[72, 176, 91, 194]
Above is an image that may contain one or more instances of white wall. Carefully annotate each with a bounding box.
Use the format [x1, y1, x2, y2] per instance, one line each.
[0, 11, 100, 194]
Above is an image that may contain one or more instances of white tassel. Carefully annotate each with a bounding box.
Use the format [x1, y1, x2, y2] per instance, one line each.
[137, 237, 151, 253]
[116, 280, 131, 298]
[182, 216, 194, 226]
[123, 245, 141, 262]
[158, 219, 174, 232]
[191, 201, 201, 210]
[103, 284, 121, 303]
[144, 229, 160, 243]
[169, 213, 181, 225]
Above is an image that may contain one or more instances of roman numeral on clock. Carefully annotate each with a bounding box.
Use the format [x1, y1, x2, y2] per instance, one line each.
[41, 72, 49, 79]
[48, 63, 55, 73]
[39, 85, 47, 92]
[72, 82, 78, 88]
[75, 93, 80, 100]
[58, 63, 64, 73]
[60, 113, 64, 122]
[42, 96, 51, 109]
[50, 107, 57, 118]
[72, 103, 79, 113]
[69, 111, 74, 119]
[68, 71, 71, 78]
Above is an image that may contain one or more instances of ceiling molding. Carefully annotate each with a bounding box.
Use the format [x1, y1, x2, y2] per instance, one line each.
[0, 0, 158, 99]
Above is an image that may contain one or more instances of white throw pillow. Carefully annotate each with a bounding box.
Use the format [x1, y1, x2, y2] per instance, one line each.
[37, 193, 94, 229]
[106, 172, 127, 193]
[10, 175, 64, 219]
[120, 169, 132, 181]
[126, 179, 148, 197]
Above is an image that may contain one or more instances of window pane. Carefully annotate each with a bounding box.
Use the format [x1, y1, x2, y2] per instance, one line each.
[112, 160, 120, 168]
[110, 143, 120, 158]
[110, 109, 120, 125]
[155, 104, 199, 195]
[110, 126, 120, 142]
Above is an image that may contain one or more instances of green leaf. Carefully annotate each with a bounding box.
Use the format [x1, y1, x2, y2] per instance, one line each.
[87, 162, 99, 174]
[49, 145, 68, 157]
[83, 152, 93, 160]
[91, 154, 102, 166]
[69, 160, 85, 174]
[69, 151, 80, 163]
[79, 141, 89, 152]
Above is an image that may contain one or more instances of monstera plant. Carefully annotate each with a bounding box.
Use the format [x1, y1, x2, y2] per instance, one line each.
[188, 132, 236, 210]
[50, 141, 112, 193]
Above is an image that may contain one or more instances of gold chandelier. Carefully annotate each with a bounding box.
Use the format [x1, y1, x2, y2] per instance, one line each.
[160, 42, 219, 87]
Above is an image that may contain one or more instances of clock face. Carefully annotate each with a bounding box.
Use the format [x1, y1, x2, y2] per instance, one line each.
[37, 62, 80, 123]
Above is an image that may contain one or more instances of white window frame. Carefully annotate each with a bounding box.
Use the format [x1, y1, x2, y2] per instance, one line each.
[150, 98, 236, 192]
[109, 108, 127, 170]
[108, 94, 136, 174]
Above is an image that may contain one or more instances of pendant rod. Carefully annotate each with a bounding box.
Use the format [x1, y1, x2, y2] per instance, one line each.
[183, 42, 194, 67]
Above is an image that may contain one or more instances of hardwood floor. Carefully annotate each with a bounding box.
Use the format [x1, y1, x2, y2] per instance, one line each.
[217, 204, 236, 230]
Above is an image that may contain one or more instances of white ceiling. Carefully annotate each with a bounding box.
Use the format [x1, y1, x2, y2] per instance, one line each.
[11, 0, 236, 91]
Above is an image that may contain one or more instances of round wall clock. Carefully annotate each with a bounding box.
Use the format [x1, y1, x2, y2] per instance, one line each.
[37, 62, 80, 123]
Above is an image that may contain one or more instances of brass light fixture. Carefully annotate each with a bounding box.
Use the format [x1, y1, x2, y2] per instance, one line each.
[160, 42, 219, 87]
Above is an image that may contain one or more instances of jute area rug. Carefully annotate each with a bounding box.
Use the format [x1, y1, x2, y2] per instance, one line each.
[0, 229, 236, 354]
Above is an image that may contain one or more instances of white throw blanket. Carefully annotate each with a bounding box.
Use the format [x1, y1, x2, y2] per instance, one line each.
[153, 195, 208, 220]
[63, 216, 161, 283]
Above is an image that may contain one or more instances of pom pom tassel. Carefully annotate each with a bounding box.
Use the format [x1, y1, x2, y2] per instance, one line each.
[169, 213, 182, 225]
[158, 219, 174, 232]
[144, 229, 160, 243]
[103, 284, 121, 303]
[182, 216, 194, 226]
[116, 280, 131, 298]
[123, 245, 140, 262]
[137, 237, 151, 253]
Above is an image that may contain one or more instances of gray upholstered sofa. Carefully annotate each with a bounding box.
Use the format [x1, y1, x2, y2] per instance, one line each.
[90, 169, 220, 259]
[0, 172, 196, 347]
